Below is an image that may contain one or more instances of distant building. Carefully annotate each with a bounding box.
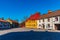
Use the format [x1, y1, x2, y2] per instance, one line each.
[19, 21, 25, 28]
[0, 19, 10, 29]
[25, 12, 41, 29]
[6, 18, 19, 28]
[38, 10, 60, 30]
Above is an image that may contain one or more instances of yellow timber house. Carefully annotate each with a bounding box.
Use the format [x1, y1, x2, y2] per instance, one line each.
[25, 12, 41, 29]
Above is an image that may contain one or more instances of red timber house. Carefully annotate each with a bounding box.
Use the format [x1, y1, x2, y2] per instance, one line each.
[19, 21, 25, 28]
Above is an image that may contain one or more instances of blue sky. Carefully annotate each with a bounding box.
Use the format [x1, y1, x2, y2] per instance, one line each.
[0, 0, 60, 22]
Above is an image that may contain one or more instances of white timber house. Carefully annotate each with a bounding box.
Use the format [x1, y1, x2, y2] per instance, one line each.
[37, 10, 60, 30]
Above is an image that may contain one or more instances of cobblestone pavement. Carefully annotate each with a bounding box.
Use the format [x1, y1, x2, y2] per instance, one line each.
[0, 28, 60, 35]
[0, 28, 45, 35]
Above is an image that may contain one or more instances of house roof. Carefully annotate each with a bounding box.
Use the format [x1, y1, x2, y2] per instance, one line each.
[7, 18, 19, 23]
[40, 10, 60, 19]
[0, 19, 8, 22]
[27, 12, 41, 20]
[9, 19, 19, 24]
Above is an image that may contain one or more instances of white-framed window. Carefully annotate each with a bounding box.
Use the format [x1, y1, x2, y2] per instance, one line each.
[47, 24, 50, 28]
[39, 20, 40, 22]
[48, 18, 50, 22]
[0, 25, 2, 27]
[55, 17, 58, 21]
[42, 24, 45, 28]
[6, 22, 10, 24]
[43, 19, 44, 22]
[39, 24, 41, 26]
[0, 22, 2, 24]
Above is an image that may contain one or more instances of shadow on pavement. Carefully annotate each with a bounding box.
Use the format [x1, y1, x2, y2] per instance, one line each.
[0, 31, 60, 40]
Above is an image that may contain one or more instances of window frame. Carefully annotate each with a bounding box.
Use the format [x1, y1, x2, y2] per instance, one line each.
[55, 16, 58, 21]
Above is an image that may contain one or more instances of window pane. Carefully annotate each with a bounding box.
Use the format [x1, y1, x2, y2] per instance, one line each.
[55, 17, 58, 21]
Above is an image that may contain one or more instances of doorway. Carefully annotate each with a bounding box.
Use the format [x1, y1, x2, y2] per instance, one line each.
[55, 24, 60, 30]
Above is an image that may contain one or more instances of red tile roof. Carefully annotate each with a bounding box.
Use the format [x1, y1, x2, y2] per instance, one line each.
[9, 20, 18, 24]
[28, 12, 41, 20]
[40, 10, 60, 19]
[0, 19, 8, 22]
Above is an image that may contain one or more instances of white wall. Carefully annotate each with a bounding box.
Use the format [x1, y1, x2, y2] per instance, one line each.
[37, 19, 44, 29]
[37, 16, 60, 30]
[58, 16, 60, 23]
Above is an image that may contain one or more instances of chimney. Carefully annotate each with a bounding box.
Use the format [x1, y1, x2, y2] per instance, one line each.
[48, 10, 52, 14]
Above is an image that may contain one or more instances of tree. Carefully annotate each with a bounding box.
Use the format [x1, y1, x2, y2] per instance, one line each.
[7, 18, 11, 20]
[20, 16, 28, 23]
[1, 17, 4, 20]
[15, 19, 19, 22]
